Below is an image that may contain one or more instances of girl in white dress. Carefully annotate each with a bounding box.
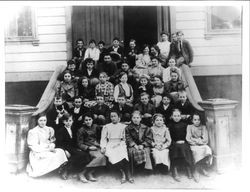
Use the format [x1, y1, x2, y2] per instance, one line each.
[186, 113, 213, 182]
[26, 114, 68, 177]
[151, 114, 171, 171]
[100, 110, 133, 184]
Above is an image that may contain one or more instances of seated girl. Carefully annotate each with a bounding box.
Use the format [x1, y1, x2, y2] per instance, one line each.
[186, 113, 213, 182]
[163, 58, 181, 83]
[77, 112, 107, 182]
[56, 113, 91, 182]
[151, 75, 165, 108]
[164, 68, 187, 102]
[57, 70, 78, 104]
[114, 72, 134, 105]
[26, 114, 68, 178]
[125, 111, 153, 175]
[95, 72, 114, 108]
[133, 44, 151, 77]
[150, 44, 168, 67]
[78, 76, 96, 108]
[150, 114, 171, 172]
[147, 56, 164, 83]
[167, 109, 194, 182]
[100, 110, 133, 184]
[83, 39, 100, 67]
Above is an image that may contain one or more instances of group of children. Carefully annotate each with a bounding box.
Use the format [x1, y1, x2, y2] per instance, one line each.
[26, 31, 212, 184]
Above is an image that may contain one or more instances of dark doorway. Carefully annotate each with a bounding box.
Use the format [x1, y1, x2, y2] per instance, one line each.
[123, 6, 158, 51]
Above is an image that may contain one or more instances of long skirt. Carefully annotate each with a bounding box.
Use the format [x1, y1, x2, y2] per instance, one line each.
[152, 148, 170, 168]
[169, 142, 194, 167]
[105, 140, 128, 164]
[128, 147, 153, 170]
[190, 145, 212, 164]
[86, 149, 107, 168]
[26, 148, 68, 177]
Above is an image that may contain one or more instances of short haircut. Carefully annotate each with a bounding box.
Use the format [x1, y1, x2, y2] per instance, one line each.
[113, 37, 120, 42]
[98, 40, 105, 45]
[151, 44, 161, 54]
[85, 58, 94, 64]
[82, 112, 94, 120]
[151, 56, 160, 62]
[61, 113, 73, 122]
[170, 68, 180, 76]
[76, 38, 84, 43]
[132, 110, 142, 118]
[129, 39, 136, 43]
[104, 53, 111, 58]
[110, 109, 121, 117]
[152, 113, 165, 123]
[140, 92, 149, 98]
[99, 72, 108, 77]
[119, 71, 127, 79]
[63, 70, 72, 76]
[74, 96, 83, 101]
[67, 60, 76, 66]
[154, 75, 163, 82]
[176, 31, 184, 36]
[89, 39, 96, 44]
[171, 108, 182, 115]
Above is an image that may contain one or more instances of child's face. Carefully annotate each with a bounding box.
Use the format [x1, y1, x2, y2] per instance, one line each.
[99, 74, 107, 83]
[120, 74, 128, 83]
[140, 78, 148, 86]
[154, 77, 162, 86]
[192, 115, 201, 127]
[178, 93, 187, 103]
[170, 72, 178, 81]
[141, 95, 149, 105]
[154, 116, 164, 127]
[121, 63, 129, 71]
[68, 64, 76, 72]
[64, 73, 72, 82]
[143, 47, 149, 54]
[74, 98, 82, 108]
[172, 34, 177, 42]
[177, 33, 183, 41]
[150, 47, 157, 55]
[89, 42, 96, 48]
[161, 34, 168, 41]
[168, 59, 176, 68]
[82, 79, 88, 87]
[96, 96, 104, 105]
[172, 111, 181, 122]
[86, 62, 94, 70]
[113, 40, 120, 47]
[132, 113, 141, 125]
[54, 98, 62, 106]
[63, 117, 73, 128]
[129, 41, 136, 49]
[37, 116, 47, 128]
[117, 97, 126, 105]
[162, 96, 171, 105]
[110, 112, 119, 124]
[104, 55, 112, 63]
[84, 116, 93, 127]
[151, 58, 159, 67]
[98, 43, 104, 49]
[77, 41, 84, 48]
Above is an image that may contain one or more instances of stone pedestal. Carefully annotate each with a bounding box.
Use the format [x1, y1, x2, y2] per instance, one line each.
[198, 99, 238, 173]
[5, 105, 37, 173]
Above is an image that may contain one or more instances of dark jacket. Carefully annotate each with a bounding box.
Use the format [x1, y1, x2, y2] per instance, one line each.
[156, 103, 174, 123]
[164, 80, 187, 93]
[125, 123, 152, 147]
[90, 104, 110, 119]
[82, 68, 100, 79]
[56, 126, 77, 153]
[78, 85, 95, 100]
[99, 61, 117, 77]
[112, 103, 133, 122]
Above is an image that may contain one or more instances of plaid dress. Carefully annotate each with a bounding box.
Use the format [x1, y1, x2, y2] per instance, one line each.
[95, 81, 114, 108]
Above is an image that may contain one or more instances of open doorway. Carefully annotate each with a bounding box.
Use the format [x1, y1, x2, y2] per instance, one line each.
[123, 6, 158, 51]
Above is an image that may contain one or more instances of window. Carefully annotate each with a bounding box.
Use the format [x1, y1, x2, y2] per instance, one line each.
[5, 6, 39, 45]
[206, 6, 242, 38]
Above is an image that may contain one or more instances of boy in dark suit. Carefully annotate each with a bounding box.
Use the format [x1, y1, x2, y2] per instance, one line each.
[90, 94, 110, 125]
[107, 37, 124, 69]
[156, 93, 174, 123]
[82, 58, 100, 86]
[112, 94, 133, 124]
[73, 38, 86, 69]
[134, 92, 155, 127]
[58, 60, 83, 82]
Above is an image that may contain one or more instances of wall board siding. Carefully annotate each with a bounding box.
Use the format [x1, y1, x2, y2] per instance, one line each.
[5, 61, 66, 72]
[37, 16, 66, 26]
[37, 25, 66, 35]
[37, 34, 67, 43]
[174, 6, 241, 73]
[36, 7, 66, 17]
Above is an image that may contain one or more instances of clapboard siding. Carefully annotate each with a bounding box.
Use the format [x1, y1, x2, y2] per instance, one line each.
[174, 6, 241, 74]
[5, 6, 67, 82]
[6, 61, 66, 72]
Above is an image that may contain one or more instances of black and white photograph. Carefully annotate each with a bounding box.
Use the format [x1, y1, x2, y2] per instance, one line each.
[2, 1, 249, 191]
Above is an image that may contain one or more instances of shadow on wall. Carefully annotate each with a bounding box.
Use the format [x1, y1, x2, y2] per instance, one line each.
[5, 81, 49, 106]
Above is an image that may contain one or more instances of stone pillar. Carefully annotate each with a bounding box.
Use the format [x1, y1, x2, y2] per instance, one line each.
[5, 105, 37, 173]
[198, 99, 238, 173]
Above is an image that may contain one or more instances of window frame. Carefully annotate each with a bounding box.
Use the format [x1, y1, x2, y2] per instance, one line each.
[5, 7, 39, 46]
[205, 6, 242, 39]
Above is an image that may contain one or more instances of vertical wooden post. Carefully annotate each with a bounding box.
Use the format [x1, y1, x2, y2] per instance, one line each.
[5, 105, 37, 173]
[199, 99, 238, 173]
